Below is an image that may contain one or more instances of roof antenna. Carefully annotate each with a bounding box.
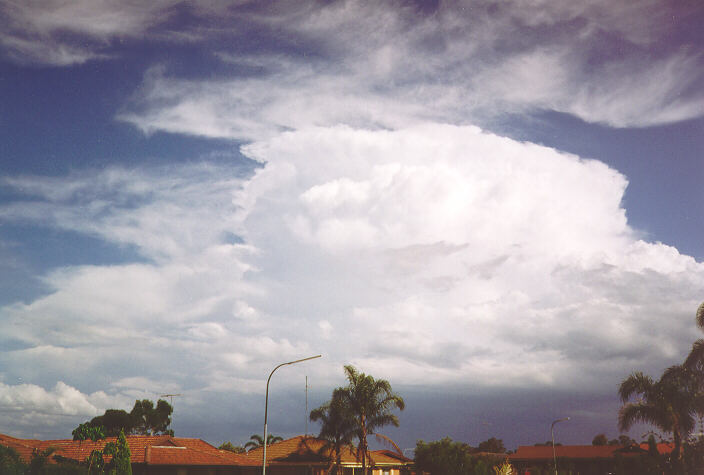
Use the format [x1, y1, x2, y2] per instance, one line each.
[160, 393, 182, 435]
[305, 376, 310, 437]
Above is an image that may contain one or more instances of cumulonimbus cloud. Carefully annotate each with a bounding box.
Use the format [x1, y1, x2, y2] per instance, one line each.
[1, 125, 701, 406]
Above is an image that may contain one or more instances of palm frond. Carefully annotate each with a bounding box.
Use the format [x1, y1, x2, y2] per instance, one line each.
[684, 339, 704, 371]
[374, 433, 403, 456]
[697, 302, 704, 331]
[618, 372, 654, 402]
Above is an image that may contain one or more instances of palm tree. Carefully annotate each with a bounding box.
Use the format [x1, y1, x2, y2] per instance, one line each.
[684, 302, 704, 436]
[244, 434, 283, 451]
[338, 365, 405, 475]
[696, 302, 704, 331]
[618, 366, 700, 461]
[310, 387, 356, 474]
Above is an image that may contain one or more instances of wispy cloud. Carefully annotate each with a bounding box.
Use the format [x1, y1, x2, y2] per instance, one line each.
[0, 0, 184, 65]
[113, 1, 704, 134]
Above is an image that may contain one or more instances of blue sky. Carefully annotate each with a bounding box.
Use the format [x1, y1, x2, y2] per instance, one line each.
[0, 0, 703, 451]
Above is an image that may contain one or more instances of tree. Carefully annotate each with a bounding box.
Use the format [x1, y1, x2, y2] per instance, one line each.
[107, 429, 132, 475]
[91, 409, 134, 437]
[74, 399, 173, 439]
[244, 434, 283, 451]
[218, 441, 246, 453]
[476, 437, 505, 454]
[130, 399, 173, 435]
[29, 447, 58, 475]
[592, 434, 608, 446]
[310, 387, 356, 474]
[337, 365, 405, 475]
[414, 437, 475, 475]
[618, 366, 700, 461]
[0, 445, 25, 475]
[683, 302, 704, 433]
[73, 423, 108, 474]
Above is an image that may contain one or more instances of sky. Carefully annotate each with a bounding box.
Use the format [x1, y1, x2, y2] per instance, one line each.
[0, 0, 703, 452]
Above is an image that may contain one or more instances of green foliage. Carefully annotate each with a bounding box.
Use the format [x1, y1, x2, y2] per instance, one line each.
[414, 438, 504, 475]
[89, 410, 133, 437]
[476, 437, 505, 454]
[72, 424, 106, 442]
[0, 445, 26, 475]
[105, 429, 131, 475]
[310, 387, 356, 473]
[73, 399, 173, 439]
[415, 437, 475, 475]
[337, 365, 405, 475]
[218, 441, 246, 453]
[618, 365, 701, 460]
[30, 447, 58, 474]
[130, 399, 172, 435]
[592, 433, 608, 446]
[243, 434, 283, 451]
[1, 445, 88, 475]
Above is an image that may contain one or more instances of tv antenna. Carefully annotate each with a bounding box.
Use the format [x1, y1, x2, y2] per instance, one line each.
[160, 393, 182, 434]
[305, 376, 309, 436]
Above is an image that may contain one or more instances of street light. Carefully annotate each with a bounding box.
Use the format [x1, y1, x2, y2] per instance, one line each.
[262, 355, 321, 475]
[551, 417, 570, 475]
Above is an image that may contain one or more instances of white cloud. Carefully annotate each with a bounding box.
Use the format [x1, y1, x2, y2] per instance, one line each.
[113, 0, 704, 134]
[0, 120, 701, 451]
[0, 381, 94, 416]
[0, 0, 218, 65]
[1, 125, 702, 403]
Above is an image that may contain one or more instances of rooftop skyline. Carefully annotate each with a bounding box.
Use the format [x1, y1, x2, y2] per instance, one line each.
[0, 0, 703, 450]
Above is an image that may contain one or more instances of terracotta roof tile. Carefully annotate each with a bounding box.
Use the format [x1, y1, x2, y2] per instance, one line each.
[510, 443, 674, 461]
[0, 433, 253, 467]
[243, 436, 412, 467]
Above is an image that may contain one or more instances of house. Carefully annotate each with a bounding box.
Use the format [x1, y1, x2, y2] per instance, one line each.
[509, 443, 674, 474]
[0, 433, 413, 475]
[0, 432, 255, 474]
[241, 435, 415, 475]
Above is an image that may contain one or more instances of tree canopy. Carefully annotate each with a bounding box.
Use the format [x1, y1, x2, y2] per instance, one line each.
[310, 387, 356, 474]
[476, 437, 505, 454]
[218, 441, 246, 453]
[73, 399, 173, 438]
[336, 365, 405, 475]
[243, 434, 283, 451]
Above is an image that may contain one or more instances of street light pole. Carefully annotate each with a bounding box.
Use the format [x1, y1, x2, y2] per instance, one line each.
[262, 355, 321, 475]
[551, 417, 569, 475]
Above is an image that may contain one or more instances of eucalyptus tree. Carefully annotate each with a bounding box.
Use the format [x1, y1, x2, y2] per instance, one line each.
[337, 365, 405, 475]
[310, 387, 356, 474]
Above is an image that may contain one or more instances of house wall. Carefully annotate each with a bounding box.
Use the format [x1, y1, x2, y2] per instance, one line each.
[134, 466, 243, 475]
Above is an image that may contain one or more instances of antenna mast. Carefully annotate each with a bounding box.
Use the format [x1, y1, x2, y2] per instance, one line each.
[160, 393, 182, 434]
[305, 376, 309, 436]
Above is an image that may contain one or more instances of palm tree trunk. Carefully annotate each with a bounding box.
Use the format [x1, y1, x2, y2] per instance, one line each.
[673, 423, 682, 461]
[361, 412, 368, 475]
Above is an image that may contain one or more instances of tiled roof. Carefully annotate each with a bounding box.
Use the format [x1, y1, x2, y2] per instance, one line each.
[510, 443, 674, 461]
[0, 433, 252, 467]
[242, 436, 413, 467]
[0, 433, 40, 462]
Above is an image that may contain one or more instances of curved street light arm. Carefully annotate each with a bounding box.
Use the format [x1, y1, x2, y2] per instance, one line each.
[551, 417, 570, 475]
[263, 355, 321, 475]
